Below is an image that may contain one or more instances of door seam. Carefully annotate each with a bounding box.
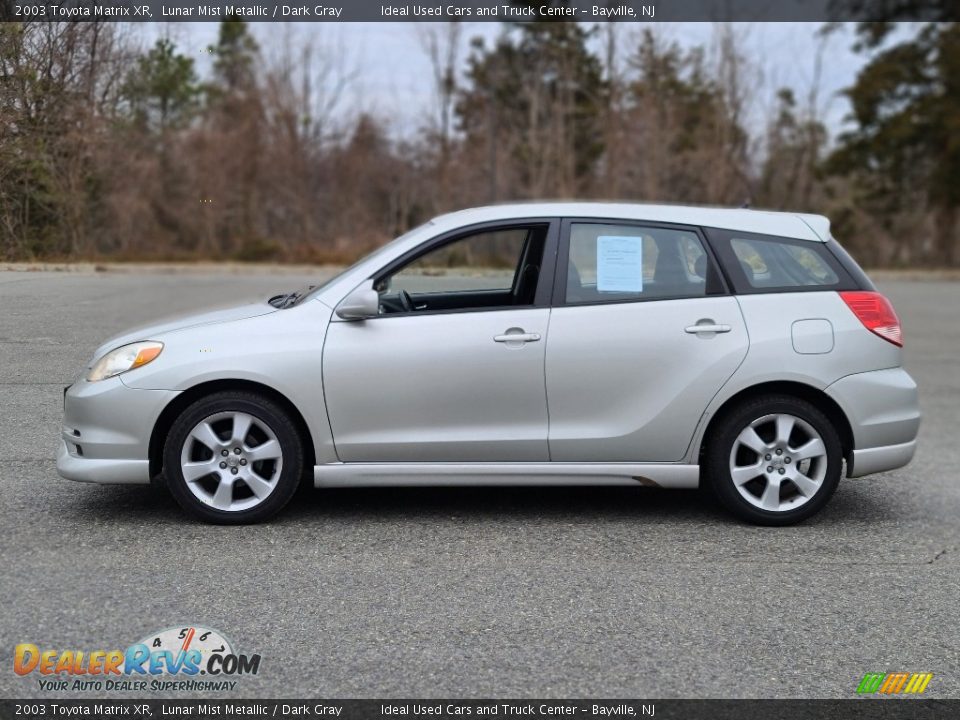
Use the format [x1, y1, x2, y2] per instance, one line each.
[543, 307, 554, 462]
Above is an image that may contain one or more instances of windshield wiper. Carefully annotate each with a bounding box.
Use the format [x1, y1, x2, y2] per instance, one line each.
[268, 292, 297, 308]
[289, 285, 316, 307]
[269, 285, 316, 309]
[279, 292, 301, 308]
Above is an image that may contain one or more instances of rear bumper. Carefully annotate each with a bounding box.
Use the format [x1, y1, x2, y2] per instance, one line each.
[825, 367, 921, 478]
[849, 440, 917, 479]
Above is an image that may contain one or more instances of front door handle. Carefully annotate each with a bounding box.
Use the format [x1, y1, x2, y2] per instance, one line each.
[494, 328, 541, 344]
[685, 321, 732, 335]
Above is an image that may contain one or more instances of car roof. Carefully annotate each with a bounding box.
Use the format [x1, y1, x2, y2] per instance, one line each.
[430, 202, 830, 242]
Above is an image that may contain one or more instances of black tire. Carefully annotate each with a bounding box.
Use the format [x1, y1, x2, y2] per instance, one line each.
[163, 391, 303, 524]
[704, 394, 843, 526]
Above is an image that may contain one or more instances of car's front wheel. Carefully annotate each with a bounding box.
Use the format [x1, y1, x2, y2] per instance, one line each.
[163, 391, 303, 524]
[705, 395, 843, 526]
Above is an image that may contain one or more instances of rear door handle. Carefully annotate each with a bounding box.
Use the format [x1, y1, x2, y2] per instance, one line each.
[685, 322, 732, 334]
[494, 330, 541, 344]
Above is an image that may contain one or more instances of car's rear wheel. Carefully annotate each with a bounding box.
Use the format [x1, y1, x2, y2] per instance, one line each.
[163, 391, 303, 524]
[705, 395, 842, 526]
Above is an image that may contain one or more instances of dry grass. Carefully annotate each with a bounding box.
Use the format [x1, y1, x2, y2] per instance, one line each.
[0, 262, 344, 275]
[3, 263, 960, 281]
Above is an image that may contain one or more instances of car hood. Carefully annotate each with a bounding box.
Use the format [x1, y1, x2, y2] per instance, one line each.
[91, 302, 278, 361]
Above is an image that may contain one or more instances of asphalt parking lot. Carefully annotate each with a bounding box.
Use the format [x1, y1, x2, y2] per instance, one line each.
[0, 269, 958, 699]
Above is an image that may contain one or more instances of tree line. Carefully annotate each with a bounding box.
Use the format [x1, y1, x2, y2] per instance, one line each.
[1, 15, 957, 267]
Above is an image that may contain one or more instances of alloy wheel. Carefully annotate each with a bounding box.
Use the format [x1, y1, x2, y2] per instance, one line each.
[728, 413, 828, 513]
[179, 411, 284, 512]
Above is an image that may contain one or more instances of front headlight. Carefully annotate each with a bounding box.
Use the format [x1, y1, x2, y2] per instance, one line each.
[86, 341, 164, 382]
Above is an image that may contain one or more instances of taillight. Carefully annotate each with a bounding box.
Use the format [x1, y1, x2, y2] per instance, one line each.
[839, 291, 903, 347]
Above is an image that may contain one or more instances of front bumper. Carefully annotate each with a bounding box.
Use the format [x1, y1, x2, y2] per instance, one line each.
[57, 440, 151, 484]
[56, 377, 180, 485]
[825, 367, 921, 478]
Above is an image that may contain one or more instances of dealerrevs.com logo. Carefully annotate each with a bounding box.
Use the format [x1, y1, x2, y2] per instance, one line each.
[14, 626, 261, 692]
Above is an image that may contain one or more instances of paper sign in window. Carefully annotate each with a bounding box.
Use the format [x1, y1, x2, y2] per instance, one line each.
[596, 236, 643, 292]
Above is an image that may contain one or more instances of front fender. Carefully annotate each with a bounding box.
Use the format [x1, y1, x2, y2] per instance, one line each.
[122, 300, 337, 464]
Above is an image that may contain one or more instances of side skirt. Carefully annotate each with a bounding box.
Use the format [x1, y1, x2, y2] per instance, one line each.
[313, 463, 699, 489]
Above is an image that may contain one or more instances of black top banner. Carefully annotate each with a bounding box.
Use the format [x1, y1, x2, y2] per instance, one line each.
[1, 0, 958, 22]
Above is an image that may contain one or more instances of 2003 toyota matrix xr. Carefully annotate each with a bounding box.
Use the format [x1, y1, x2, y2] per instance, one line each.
[58, 203, 920, 525]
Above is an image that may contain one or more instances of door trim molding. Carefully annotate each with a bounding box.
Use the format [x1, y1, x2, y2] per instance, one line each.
[313, 462, 699, 489]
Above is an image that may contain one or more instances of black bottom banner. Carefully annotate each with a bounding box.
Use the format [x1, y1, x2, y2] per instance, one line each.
[2, 700, 959, 720]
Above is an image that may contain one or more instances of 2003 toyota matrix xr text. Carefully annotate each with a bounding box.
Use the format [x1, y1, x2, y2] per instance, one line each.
[58, 203, 920, 525]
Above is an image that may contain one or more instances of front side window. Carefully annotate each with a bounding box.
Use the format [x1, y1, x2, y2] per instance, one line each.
[565, 223, 713, 304]
[376, 225, 547, 315]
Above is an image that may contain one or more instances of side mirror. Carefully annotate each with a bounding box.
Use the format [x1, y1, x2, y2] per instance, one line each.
[335, 280, 379, 321]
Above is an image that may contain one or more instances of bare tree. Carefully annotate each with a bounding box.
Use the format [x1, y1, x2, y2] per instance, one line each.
[417, 21, 463, 211]
[597, 21, 626, 198]
[418, 22, 463, 154]
[708, 23, 755, 205]
[260, 25, 357, 252]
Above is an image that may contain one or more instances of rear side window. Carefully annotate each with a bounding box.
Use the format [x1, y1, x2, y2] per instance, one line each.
[563, 223, 720, 304]
[709, 229, 855, 293]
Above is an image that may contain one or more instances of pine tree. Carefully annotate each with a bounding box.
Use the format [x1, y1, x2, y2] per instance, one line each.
[457, 19, 607, 199]
[828, 17, 960, 265]
[121, 38, 201, 136]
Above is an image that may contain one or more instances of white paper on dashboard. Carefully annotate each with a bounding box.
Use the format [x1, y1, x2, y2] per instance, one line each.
[596, 235, 643, 292]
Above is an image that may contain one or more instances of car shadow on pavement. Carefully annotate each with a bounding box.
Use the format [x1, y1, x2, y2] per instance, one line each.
[283, 483, 903, 528]
[55, 476, 902, 528]
[57, 481, 718, 524]
[286, 485, 717, 524]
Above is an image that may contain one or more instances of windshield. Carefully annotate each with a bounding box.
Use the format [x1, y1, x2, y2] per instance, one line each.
[293, 221, 435, 306]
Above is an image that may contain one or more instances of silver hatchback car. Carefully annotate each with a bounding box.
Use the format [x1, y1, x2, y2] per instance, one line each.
[58, 203, 920, 525]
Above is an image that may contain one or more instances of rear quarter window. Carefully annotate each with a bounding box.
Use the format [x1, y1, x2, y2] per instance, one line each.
[708, 229, 856, 293]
